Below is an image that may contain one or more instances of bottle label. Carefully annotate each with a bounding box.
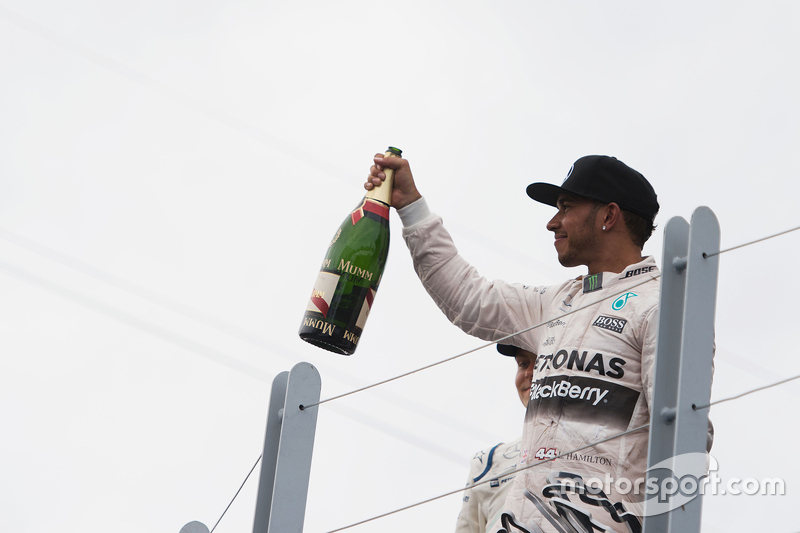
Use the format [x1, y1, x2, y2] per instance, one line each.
[355, 288, 376, 330]
[337, 259, 376, 282]
[306, 271, 340, 317]
[302, 316, 336, 337]
[351, 198, 390, 225]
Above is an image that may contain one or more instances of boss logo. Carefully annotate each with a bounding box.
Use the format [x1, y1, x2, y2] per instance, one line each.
[593, 315, 627, 333]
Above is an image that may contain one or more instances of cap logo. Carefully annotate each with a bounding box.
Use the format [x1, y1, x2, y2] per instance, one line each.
[562, 164, 574, 185]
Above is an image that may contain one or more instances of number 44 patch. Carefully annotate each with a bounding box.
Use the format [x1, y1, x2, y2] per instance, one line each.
[534, 447, 557, 460]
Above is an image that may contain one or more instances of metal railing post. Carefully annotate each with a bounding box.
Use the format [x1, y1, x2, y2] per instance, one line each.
[644, 207, 720, 533]
[644, 216, 690, 532]
[253, 362, 321, 533]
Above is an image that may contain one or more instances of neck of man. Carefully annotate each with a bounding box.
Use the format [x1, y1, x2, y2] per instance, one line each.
[585, 247, 645, 276]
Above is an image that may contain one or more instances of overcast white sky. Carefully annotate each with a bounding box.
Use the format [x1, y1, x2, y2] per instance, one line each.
[2, 1, 800, 532]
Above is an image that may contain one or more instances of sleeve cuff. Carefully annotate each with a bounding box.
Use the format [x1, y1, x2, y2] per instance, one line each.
[397, 197, 432, 228]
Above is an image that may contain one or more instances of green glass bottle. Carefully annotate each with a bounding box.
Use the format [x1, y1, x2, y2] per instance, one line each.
[299, 147, 402, 355]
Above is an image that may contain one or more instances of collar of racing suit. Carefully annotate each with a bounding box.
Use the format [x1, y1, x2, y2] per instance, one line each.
[577, 256, 659, 295]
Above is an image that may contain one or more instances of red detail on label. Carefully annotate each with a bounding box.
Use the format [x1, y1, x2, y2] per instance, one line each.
[311, 296, 329, 317]
[366, 289, 374, 308]
[351, 199, 389, 225]
[363, 200, 390, 220]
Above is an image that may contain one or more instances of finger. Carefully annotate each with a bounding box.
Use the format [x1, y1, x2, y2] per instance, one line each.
[373, 153, 384, 171]
[373, 154, 403, 170]
[364, 174, 383, 190]
[369, 165, 386, 179]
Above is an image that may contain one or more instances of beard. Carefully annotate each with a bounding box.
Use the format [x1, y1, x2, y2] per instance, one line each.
[556, 206, 601, 268]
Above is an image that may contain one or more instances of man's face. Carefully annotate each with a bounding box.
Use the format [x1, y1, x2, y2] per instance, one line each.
[546, 194, 602, 268]
[514, 349, 537, 408]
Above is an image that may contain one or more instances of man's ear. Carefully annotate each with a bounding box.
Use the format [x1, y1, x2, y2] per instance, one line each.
[602, 202, 622, 230]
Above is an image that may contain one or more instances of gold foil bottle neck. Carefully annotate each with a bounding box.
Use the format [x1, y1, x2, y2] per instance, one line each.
[365, 147, 402, 207]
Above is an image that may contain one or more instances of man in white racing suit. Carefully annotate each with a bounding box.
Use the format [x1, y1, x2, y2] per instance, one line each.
[366, 153, 711, 533]
[455, 345, 535, 533]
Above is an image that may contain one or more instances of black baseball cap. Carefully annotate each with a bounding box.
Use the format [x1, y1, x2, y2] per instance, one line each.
[497, 344, 518, 357]
[526, 155, 659, 222]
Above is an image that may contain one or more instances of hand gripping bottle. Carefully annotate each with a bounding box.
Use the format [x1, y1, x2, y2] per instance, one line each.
[298, 147, 402, 355]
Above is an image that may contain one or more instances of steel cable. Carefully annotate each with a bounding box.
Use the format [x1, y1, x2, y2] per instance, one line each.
[693, 372, 800, 411]
[209, 455, 262, 533]
[703, 224, 800, 258]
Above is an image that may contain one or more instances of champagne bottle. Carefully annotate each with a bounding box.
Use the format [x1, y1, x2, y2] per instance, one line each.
[298, 147, 402, 355]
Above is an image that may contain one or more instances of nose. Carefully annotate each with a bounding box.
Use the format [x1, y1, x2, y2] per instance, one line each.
[546, 212, 560, 232]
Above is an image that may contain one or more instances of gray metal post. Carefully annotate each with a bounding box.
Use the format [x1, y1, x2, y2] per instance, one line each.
[670, 207, 719, 529]
[252, 370, 289, 533]
[253, 362, 321, 533]
[643, 216, 690, 531]
[643, 207, 720, 532]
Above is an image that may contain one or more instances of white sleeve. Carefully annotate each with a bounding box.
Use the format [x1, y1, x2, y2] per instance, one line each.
[402, 212, 545, 349]
[397, 196, 433, 228]
[454, 454, 485, 533]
